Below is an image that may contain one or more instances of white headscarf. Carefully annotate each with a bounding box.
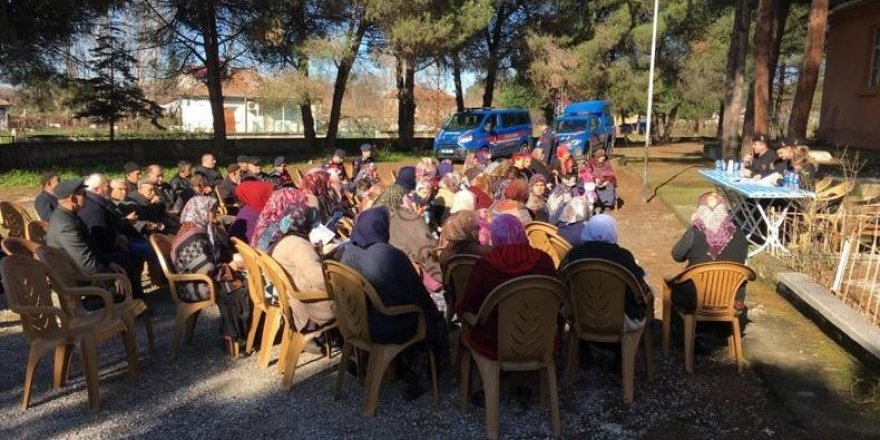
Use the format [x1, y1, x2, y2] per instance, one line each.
[450, 189, 476, 214]
[581, 214, 618, 244]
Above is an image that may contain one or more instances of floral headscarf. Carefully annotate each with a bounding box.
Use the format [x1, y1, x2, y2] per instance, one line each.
[301, 169, 335, 221]
[172, 196, 219, 261]
[251, 188, 307, 250]
[279, 202, 318, 239]
[556, 145, 574, 175]
[692, 192, 736, 260]
[503, 179, 529, 203]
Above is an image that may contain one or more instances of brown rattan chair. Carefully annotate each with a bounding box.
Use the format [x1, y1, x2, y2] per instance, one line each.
[458, 275, 567, 440]
[1, 201, 33, 238]
[257, 250, 336, 390]
[35, 245, 155, 354]
[441, 254, 481, 322]
[231, 237, 281, 364]
[662, 262, 756, 373]
[560, 259, 654, 403]
[1, 255, 138, 410]
[524, 221, 572, 268]
[2, 236, 41, 257]
[25, 220, 48, 243]
[149, 234, 221, 357]
[322, 260, 438, 416]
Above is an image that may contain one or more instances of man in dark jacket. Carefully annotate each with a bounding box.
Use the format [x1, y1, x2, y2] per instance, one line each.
[169, 160, 192, 200]
[46, 179, 111, 276]
[146, 164, 180, 213]
[194, 152, 223, 188]
[123, 162, 141, 195]
[351, 144, 374, 179]
[216, 163, 242, 210]
[743, 137, 785, 181]
[35, 171, 60, 221]
[128, 179, 170, 233]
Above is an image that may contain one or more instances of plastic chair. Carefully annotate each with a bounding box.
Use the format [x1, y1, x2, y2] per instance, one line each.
[458, 275, 567, 440]
[560, 259, 654, 403]
[149, 234, 220, 357]
[26, 220, 48, 244]
[214, 187, 229, 216]
[294, 169, 305, 186]
[524, 221, 572, 268]
[322, 260, 438, 416]
[1, 201, 33, 238]
[231, 237, 281, 364]
[1, 255, 138, 410]
[35, 245, 155, 354]
[662, 262, 756, 373]
[441, 254, 481, 322]
[257, 250, 336, 391]
[2, 236, 41, 257]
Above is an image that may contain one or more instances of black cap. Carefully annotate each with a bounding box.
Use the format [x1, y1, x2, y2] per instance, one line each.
[274, 156, 285, 167]
[237, 155, 252, 164]
[334, 148, 346, 158]
[55, 179, 87, 199]
[360, 143, 372, 152]
[123, 162, 140, 174]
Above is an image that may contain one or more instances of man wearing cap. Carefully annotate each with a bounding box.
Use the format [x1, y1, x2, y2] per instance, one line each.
[324, 148, 349, 182]
[46, 179, 116, 277]
[352, 144, 374, 179]
[194, 152, 223, 188]
[245, 156, 270, 181]
[123, 162, 141, 195]
[268, 156, 293, 188]
[216, 163, 242, 211]
[35, 170, 61, 221]
[743, 137, 786, 180]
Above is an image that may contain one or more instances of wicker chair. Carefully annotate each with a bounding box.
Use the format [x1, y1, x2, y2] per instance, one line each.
[322, 260, 438, 416]
[560, 259, 654, 403]
[524, 221, 572, 268]
[662, 262, 756, 373]
[1, 255, 138, 410]
[458, 275, 567, 440]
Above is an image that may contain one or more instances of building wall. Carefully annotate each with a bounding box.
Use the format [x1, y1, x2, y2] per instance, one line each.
[178, 97, 261, 133]
[819, 1, 880, 150]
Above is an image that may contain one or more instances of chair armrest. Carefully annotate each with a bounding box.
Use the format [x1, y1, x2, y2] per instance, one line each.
[380, 304, 422, 317]
[294, 290, 330, 302]
[461, 312, 478, 327]
[9, 305, 64, 316]
[59, 287, 116, 320]
[82, 273, 133, 302]
[168, 273, 218, 303]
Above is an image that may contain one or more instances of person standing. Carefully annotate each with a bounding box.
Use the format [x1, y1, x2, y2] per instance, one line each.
[35, 171, 60, 221]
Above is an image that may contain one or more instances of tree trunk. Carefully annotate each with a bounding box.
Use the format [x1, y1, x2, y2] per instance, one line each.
[482, 4, 507, 107]
[752, 0, 775, 139]
[297, 58, 316, 145]
[772, 61, 787, 134]
[769, 0, 792, 102]
[397, 54, 416, 150]
[721, 0, 751, 160]
[788, 0, 828, 141]
[716, 100, 724, 141]
[201, 0, 226, 146]
[742, 80, 755, 154]
[452, 52, 465, 111]
[324, 13, 367, 149]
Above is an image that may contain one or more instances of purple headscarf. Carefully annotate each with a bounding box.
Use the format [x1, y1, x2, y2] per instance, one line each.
[490, 214, 527, 246]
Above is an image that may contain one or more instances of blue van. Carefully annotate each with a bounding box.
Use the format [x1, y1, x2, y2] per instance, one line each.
[434, 108, 532, 160]
[544, 100, 616, 159]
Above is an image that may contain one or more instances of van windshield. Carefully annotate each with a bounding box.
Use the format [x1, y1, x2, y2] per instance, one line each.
[443, 113, 486, 131]
[555, 119, 587, 134]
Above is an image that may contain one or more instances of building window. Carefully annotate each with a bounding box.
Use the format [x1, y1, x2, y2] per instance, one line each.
[871, 27, 880, 88]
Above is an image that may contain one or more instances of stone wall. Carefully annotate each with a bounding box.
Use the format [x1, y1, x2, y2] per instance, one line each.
[0, 137, 435, 170]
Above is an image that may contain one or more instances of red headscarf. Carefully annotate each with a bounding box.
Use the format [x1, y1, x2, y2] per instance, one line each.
[235, 181, 274, 212]
[469, 186, 494, 210]
[556, 146, 573, 175]
[503, 179, 529, 202]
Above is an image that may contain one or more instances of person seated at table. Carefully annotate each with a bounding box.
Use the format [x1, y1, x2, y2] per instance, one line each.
[555, 196, 591, 247]
[35, 170, 61, 221]
[341, 206, 445, 399]
[562, 214, 650, 330]
[171, 196, 251, 352]
[777, 145, 818, 190]
[742, 137, 785, 181]
[229, 180, 274, 243]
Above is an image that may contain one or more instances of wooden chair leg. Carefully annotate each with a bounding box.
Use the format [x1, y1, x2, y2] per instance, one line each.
[683, 315, 696, 374]
[246, 308, 264, 354]
[122, 328, 139, 379]
[171, 309, 189, 357]
[547, 361, 561, 437]
[335, 343, 353, 400]
[185, 310, 201, 346]
[277, 326, 291, 375]
[361, 347, 396, 417]
[622, 330, 642, 403]
[142, 311, 156, 355]
[282, 331, 306, 391]
[565, 336, 579, 389]
[732, 319, 744, 373]
[80, 337, 101, 410]
[53, 344, 73, 389]
[459, 350, 472, 411]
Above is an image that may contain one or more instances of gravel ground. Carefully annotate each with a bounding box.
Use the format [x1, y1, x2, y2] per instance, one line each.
[0, 289, 811, 440]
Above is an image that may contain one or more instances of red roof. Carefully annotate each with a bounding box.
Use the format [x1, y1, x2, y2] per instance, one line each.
[175, 68, 262, 98]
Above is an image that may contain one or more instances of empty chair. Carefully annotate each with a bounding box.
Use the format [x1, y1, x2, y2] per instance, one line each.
[36, 245, 154, 354]
[26, 220, 49, 244]
[1, 201, 33, 239]
[524, 221, 572, 268]
[1, 255, 138, 410]
[662, 262, 756, 373]
[560, 258, 654, 403]
[322, 260, 438, 416]
[149, 234, 220, 356]
[2, 236, 41, 257]
[459, 275, 567, 440]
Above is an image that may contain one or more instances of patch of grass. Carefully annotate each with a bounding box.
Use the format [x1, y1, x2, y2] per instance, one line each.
[0, 166, 182, 188]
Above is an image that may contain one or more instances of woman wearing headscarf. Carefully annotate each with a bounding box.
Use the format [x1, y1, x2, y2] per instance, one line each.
[555, 196, 590, 247]
[562, 214, 649, 329]
[456, 214, 555, 361]
[438, 210, 491, 274]
[251, 188, 308, 251]
[172, 196, 251, 349]
[302, 169, 347, 222]
[581, 149, 617, 211]
[433, 171, 460, 224]
[271, 202, 335, 338]
[488, 179, 533, 225]
[525, 174, 549, 222]
[549, 145, 577, 184]
[229, 181, 274, 243]
[375, 165, 415, 209]
[341, 207, 445, 398]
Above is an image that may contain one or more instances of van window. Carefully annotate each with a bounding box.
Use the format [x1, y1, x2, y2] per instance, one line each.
[556, 119, 587, 133]
[444, 112, 486, 131]
[589, 117, 600, 131]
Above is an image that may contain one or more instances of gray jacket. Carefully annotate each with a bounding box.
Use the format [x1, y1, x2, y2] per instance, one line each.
[46, 205, 111, 275]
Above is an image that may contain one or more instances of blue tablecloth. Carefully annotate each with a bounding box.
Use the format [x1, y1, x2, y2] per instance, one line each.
[698, 169, 815, 199]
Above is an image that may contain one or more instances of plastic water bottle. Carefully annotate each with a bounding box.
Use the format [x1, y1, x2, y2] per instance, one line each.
[715, 160, 724, 173]
[782, 171, 791, 188]
[726, 160, 735, 177]
[791, 173, 800, 190]
[732, 161, 740, 177]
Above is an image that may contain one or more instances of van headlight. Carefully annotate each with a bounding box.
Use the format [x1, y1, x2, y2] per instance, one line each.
[458, 135, 473, 144]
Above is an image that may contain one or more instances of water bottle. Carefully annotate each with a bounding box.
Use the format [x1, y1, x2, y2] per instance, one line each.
[782, 171, 791, 188]
[726, 160, 735, 177]
[791, 173, 800, 190]
[715, 159, 723, 173]
[732, 161, 740, 177]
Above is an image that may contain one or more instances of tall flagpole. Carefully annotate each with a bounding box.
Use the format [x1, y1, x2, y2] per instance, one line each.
[643, 0, 660, 201]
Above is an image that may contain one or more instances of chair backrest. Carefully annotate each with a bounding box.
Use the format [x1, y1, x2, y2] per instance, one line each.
[442, 254, 481, 309]
[149, 234, 177, 279]
[35, 245, 92, 316]
[231, 237, 267, 307]
[0, 201, 33, 239]
[475, 275, 565, 364]
[25, 220, 48, 244]
[214, 187, 229, 216]
[0, 255, 65, 340]
[669, 262, 756, 318]
[256, 251, 295, 325]
[294, 169, 305, 186]
[560, 258, 646, 339]
[336, 217, 355, 240]
[1, 237, 41, 257]
[323, 260, 387, 344]
[525, 222, 572, 268]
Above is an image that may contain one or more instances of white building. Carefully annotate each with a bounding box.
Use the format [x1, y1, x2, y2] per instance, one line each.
[161, 68, 265, 134]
